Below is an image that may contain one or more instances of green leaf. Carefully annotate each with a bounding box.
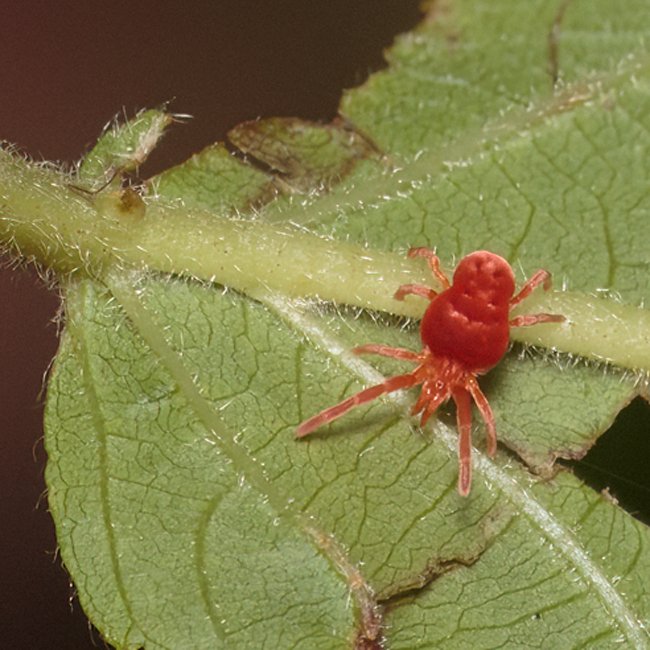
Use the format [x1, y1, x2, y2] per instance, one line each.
[386, 472, 650, 648]
[46, 278, 357, 647]
[2, 0, 650, 648]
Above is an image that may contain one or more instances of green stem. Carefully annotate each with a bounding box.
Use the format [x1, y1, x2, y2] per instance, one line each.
[1, 149, 649, 372]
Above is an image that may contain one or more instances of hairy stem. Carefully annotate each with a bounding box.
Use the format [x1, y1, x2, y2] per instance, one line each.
[1, 149, 649, 372]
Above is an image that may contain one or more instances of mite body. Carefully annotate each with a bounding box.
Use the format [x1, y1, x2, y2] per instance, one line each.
[297, 248, 565, 496]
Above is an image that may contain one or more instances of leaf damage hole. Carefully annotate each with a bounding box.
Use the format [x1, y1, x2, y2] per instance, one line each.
[378, 555, 484, 612]
[564, 396, 650, 525]
[371, 537, 506, 645]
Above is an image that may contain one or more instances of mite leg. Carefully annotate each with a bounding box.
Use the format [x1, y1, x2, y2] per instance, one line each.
[466, 378, 497, 457]
[353, 344, 421, 362]
[452, 388, 473, 497]
[394, 284, 437, 301]
[416, 387, 450, 428]
[509, 313, 565, 328]
[407, 247, 451, 290]
[411, 379, 435, 415]
[296, 373, 421, 438]
[510, 268, 553, 307]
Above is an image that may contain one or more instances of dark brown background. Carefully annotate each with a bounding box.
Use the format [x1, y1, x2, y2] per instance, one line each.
[0, 2, 421, 647]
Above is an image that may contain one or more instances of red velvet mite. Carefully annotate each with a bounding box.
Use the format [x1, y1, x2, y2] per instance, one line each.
[296, 248, 565, 496]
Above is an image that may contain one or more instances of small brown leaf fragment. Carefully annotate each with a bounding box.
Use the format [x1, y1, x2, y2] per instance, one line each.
[228, 116, 382, 194]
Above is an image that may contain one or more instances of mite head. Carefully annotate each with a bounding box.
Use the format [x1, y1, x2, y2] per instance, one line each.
[452, 251, 516, 307]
